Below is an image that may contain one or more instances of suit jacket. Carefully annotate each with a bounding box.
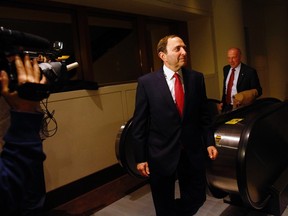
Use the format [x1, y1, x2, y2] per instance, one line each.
[221, 63, 262, 107]
[132, 67, 214, 176]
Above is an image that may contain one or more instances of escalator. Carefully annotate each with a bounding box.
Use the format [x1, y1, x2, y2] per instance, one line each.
[115, 98, 288, 215]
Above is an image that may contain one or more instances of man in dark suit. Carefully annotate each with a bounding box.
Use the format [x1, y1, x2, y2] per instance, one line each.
[132, 35, 218, 216]
[220, 47, 262, 112]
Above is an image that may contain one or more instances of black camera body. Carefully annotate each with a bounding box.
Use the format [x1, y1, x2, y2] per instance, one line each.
[0, 26, 68, 101]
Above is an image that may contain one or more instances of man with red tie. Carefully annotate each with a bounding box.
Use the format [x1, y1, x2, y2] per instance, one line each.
[220, 47, 262, 112]
[132, 35, 218, 216]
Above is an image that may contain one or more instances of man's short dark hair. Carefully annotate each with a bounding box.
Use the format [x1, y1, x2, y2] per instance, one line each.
[157, 35, 180, 54]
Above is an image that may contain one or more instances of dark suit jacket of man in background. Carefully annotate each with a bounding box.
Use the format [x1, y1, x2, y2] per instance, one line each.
[132, 35, 218, 216]
[221, 63, 262, 110]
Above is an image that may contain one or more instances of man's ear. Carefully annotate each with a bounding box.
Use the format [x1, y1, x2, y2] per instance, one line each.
[158, 51, 166, 62]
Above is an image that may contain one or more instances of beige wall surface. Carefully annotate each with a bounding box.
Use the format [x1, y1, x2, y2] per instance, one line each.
[188, 16, 220, 100]
[243, 0, 288, 100]
[211, 0, 246, 100]
[43, 83, 136, 191]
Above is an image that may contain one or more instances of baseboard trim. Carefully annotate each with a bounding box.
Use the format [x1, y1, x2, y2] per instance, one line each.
[45, 164, 146, 215]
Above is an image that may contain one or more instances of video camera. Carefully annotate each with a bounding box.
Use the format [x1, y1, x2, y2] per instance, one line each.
[0, 26, 78, 101]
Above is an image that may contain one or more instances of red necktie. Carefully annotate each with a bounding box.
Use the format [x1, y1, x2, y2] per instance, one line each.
[226, 68, 235, 105]
[174, 73, 184, 116]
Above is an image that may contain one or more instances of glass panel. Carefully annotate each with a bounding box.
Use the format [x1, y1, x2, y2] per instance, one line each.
[146, 23, 171, 72]
[0, 19, 74, 61]
[88, 17, 140, 85]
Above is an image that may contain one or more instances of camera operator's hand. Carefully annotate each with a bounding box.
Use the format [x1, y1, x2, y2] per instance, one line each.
[0, 55, 46, 113]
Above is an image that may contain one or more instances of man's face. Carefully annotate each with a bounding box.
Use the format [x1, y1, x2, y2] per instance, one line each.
[159, 37, 187, 72]
[227, 49, 241, 68]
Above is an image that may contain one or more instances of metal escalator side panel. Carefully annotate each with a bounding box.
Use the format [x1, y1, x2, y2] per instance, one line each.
[206, 98, 283, 204]
[237, 101, 288, 210]
[206, 118, 245, 198]
[115, 118, 147, 179]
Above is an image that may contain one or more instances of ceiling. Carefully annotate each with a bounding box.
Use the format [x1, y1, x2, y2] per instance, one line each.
[49, 0, 210, 21]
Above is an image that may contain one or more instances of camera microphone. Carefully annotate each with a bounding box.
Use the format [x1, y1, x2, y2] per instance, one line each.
[67, 62, 79, 71]
[16, 62, 79, 101]
[0, 26, 50, 50]
[39, 61, 79, 83]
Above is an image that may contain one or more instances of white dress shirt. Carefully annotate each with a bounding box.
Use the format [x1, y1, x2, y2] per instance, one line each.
[163, 65, 184, 103]
[226, 63, 241, 105]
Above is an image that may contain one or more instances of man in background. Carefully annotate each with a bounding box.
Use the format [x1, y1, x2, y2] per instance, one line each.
[220, 47, 262, 112]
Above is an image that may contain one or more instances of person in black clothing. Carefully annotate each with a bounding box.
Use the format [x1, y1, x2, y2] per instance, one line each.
[0, 55, 47, 215]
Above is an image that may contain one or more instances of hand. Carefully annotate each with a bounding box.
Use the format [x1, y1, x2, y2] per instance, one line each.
[217, 103, 223, 112]
[0, 55, 46, 113]
[233, 97, 241, 108]
[137, 162, 150, 177]
[207, 146, 218, 160]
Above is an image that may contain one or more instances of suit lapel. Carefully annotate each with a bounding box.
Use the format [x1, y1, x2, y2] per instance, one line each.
[182, 68, 195, 117]
[237, 64, 246, 88]
[224, 66, 230, 80]
[155, 70, 178, 113]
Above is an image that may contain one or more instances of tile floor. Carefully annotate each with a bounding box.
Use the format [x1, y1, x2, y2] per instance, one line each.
[92, 183, 288, 216]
